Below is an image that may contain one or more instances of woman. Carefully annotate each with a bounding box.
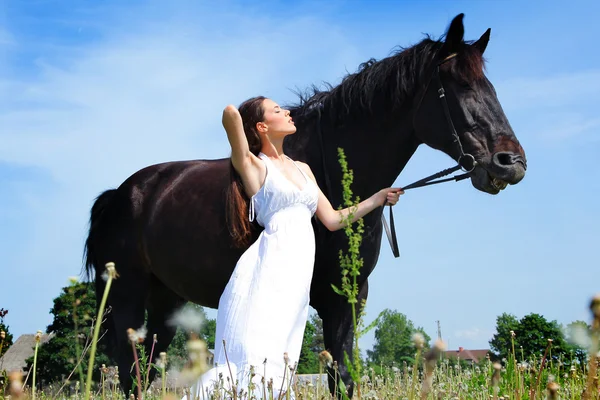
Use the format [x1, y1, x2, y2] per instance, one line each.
[188, 96, 403, 399]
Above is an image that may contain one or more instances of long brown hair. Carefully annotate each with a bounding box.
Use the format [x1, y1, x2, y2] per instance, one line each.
[226, 96, 266, 247]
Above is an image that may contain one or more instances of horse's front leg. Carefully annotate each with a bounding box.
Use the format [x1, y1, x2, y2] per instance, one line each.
[320, 279, 370, 399]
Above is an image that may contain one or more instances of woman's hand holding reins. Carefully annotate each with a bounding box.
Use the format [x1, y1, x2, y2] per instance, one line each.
[374, 188, 404, 207]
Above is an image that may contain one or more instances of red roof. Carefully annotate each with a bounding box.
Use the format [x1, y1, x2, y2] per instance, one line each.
[443, 348, 490, 363]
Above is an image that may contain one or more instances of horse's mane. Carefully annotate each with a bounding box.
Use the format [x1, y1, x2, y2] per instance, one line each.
[288, 35, 485, 123]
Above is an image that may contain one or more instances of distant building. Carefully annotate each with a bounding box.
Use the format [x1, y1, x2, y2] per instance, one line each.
[0, 333, 54, 373]
[443, 347, 490, 364]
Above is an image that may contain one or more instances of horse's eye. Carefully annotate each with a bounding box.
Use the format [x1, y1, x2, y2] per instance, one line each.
[458, 80, 473, 90]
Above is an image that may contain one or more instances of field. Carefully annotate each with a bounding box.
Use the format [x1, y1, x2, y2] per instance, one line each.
[3, 300, 599, 400]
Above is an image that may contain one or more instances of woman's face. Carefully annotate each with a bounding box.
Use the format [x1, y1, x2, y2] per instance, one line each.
[259, 98, 296, 137]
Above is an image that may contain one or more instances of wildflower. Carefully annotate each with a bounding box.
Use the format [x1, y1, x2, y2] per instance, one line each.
[590, 293, 600, 320]
[127, 326, 147, 344]
[179, 337, 209, 385]
[68, 276, 79, 285]
[547, 381, 559, 399]
[167, 305, 206, 334]
[101, 262, 118, 281]
[432, 338, 447, 352]
[8, 371, 23, 398]
[492, 362, 501, 387]
[319, 350, 333, 368]
[412, 332, 425, 349]
[1, 330, 5, 340]
[510, 330, 515, 338]
[35, 330, 42, 342]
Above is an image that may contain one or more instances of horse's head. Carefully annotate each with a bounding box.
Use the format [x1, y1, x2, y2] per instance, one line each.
[413, 14, 527, 194]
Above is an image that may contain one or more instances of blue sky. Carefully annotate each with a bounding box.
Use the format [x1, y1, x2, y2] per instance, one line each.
[1, 0, 599, 357]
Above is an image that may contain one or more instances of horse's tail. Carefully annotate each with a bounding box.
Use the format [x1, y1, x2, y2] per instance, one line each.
[83, 188, 121, 281]
[83, 187, 137, 355]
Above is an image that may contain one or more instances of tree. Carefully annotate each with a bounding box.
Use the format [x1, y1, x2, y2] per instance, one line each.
[308, 313, 324, 356]
[519, 313, 569, 359]
[489, 312, 520, 360]
[297, 313, 325, 374]
[366, 309, 431, 367]
[25, 281, 111, 385]
[0, 308, 14, 359]
[297, 318, 319, 374]
[489, 312, 574, 364]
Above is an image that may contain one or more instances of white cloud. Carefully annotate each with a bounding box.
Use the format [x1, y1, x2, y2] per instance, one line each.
[0, 3, 359, 336]
[496, 69, 600, 111]
[454, 327, 493, 341]
[494, 69, 600, 145]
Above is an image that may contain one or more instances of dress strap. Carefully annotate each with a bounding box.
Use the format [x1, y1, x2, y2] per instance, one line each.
[249, 196, 255, 222]
[248, 152, 268, 222]
[285, 155, 311, 182]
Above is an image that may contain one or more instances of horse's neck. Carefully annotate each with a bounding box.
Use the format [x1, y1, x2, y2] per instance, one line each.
[334, 115, 420, 200]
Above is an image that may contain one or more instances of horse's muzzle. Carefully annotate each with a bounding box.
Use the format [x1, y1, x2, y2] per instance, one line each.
[490, 151, 527, 184]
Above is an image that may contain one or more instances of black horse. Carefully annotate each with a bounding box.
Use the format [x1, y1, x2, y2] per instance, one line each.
[83, 14, 526, 397]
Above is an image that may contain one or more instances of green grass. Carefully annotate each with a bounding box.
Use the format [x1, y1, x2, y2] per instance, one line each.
[3, 350, 597, 400]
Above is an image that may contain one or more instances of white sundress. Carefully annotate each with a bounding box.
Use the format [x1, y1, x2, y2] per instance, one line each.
[185, 152, 319, 399]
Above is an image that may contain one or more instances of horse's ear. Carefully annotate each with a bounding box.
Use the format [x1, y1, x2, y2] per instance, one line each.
[472, 28, 491, 55]
[440, 13, 465, 57]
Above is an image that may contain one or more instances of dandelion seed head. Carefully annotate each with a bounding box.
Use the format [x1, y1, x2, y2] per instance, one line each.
[547, 381, 559, 399]
[412, 332, 425, 349]
[565, 323, 592, 350]
[590, 294, 600, 319]
[127, 328, 137, 343]
[167, 306, 206, 333]
[136, 326, 147, 343]
[319, 350, 333, 368]
[433, 338, 447, 352]
[8, 371, 23, 398]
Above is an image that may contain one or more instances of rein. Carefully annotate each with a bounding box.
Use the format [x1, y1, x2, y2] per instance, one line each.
[309, 52, 476, 258]
[384, 52, 477, 257]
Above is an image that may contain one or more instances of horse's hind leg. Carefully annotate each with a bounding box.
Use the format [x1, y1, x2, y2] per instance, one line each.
[144, 275, 186, 390]
[107, 264, 149, 397]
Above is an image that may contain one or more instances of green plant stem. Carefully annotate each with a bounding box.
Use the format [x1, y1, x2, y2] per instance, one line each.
[32, 336, 40, 400]
[130, 340, 143, 400]
[144, 337, 157, 394]
[84, 264, 115, 400]
[161, 363, 166, 398]
[73, 299, 85, 387]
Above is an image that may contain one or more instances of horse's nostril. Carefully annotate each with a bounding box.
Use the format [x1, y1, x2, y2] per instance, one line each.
[495, 152, 513, 166]
[493, 151, 525, 168]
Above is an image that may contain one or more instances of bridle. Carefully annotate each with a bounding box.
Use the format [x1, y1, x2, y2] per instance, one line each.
[310, 51, 477, 258]
[383, 52, 477, 257]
